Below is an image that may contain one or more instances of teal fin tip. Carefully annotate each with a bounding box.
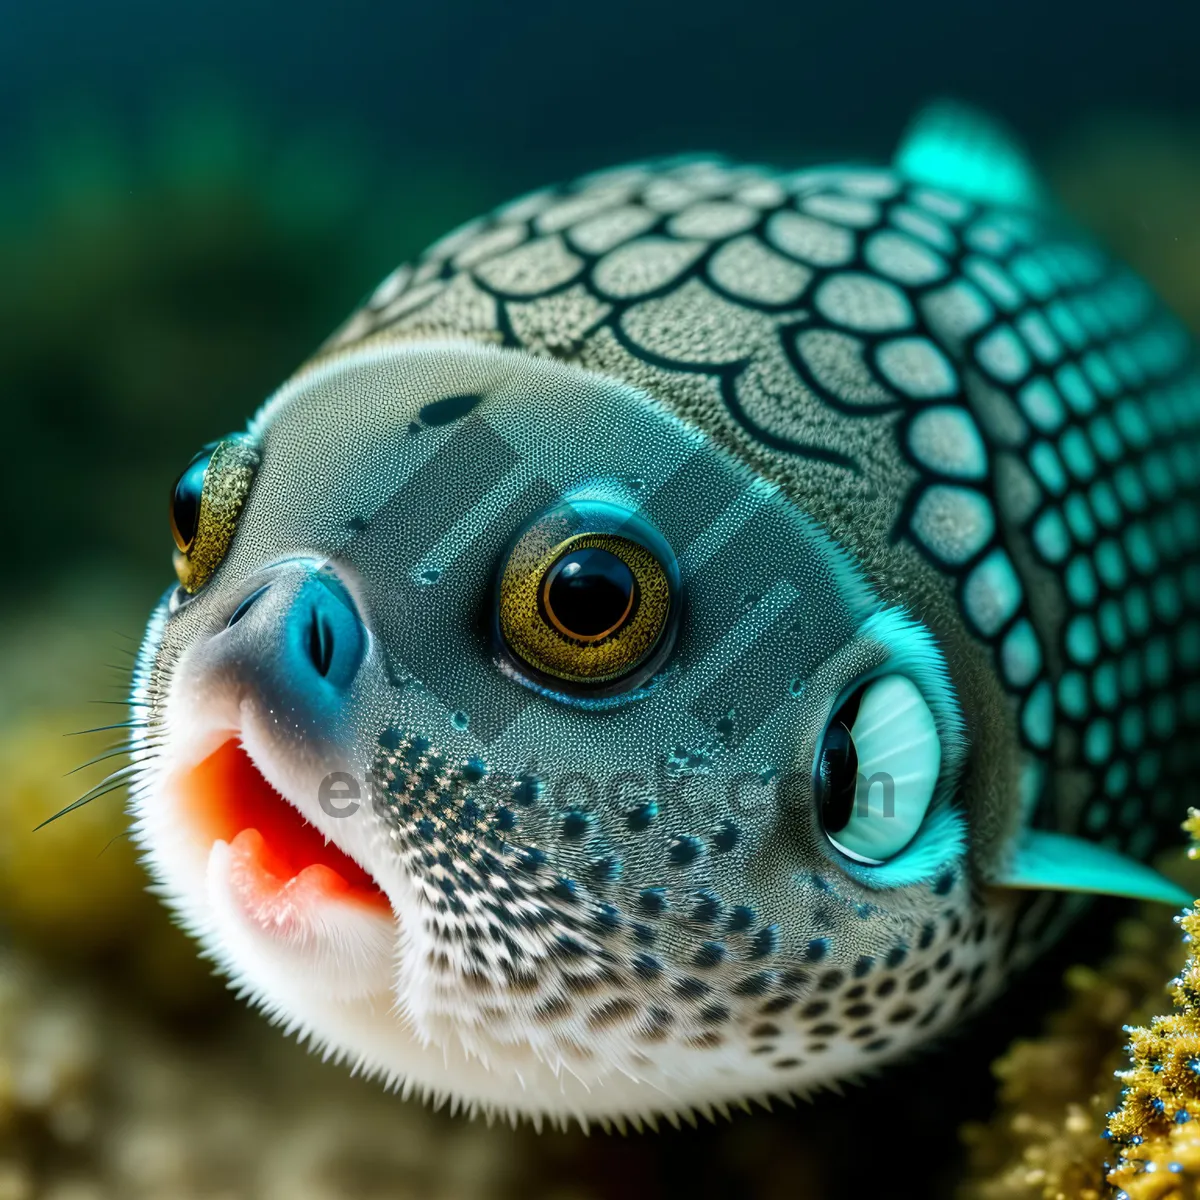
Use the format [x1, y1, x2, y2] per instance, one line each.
[894, 100, 1045, 210]
[993, 829, 1192, 908]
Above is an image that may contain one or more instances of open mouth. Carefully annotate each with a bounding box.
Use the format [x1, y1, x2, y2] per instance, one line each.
[181, 739, 390, 917]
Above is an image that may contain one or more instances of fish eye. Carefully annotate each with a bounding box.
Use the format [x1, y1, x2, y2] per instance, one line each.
[495, 499, 680, 696]
[168, 433, 261, 595]
[814, 674, 941, 865]
[169, 445, 216, 553]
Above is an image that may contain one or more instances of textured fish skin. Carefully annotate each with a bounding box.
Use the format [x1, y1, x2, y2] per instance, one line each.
[130, 137, 1200, 1125]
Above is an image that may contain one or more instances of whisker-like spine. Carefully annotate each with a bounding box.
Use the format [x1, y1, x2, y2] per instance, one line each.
[34, 762, 143, 830]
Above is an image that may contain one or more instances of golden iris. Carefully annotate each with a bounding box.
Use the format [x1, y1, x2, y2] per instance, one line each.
[499, 528, 672, 686]
[169, 434, 260, 594]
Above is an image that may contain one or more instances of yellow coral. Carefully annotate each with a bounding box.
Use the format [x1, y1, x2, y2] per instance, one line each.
[960, 914, 1188, 1200]
[960, 811, 1200, 1200]
[1105, 813, 1200, 1199]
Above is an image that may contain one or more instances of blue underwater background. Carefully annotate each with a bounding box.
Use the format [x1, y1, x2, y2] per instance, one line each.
[2, 1, 1200, 1196]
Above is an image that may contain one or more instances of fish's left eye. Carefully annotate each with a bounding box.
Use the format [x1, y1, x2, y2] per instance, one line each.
[496, 500, 680, 696]
[169, 445, 216, 553]
[814, 675, 941, 865]
[168, 433, 260, 594]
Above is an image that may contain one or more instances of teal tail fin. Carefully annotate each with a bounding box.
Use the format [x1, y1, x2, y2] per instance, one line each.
[894, 100, 1045, 209]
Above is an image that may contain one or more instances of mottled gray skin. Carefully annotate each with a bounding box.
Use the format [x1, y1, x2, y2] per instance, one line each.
[132, 155, 1200, 1125]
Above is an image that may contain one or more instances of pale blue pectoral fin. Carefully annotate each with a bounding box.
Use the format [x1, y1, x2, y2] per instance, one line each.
[894, 100, 1046, 210]
[992, 829, 1193, 907]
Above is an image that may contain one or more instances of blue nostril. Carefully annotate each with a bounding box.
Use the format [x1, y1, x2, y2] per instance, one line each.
[307, 608, 336, 677]
[289, 570, 366, 690]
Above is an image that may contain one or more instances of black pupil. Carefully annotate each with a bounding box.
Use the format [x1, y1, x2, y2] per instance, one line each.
[816, 720, 858, 834]
[544, 548, 636, 639]
[170, 449, 213, 552]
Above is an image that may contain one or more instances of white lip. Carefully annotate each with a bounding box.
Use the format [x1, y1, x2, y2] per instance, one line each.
[131, 676, 398, 1006]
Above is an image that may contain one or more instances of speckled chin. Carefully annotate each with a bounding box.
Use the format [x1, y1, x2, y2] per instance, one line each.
[361, 726, 1012, 1120]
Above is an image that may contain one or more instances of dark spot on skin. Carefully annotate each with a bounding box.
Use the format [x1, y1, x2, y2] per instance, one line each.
[907, 969, 930, 992]
[800, 1000, 829, 1019]
[935, 950, 954, 972]
[844, 984, 867, 1001]
[693, 942, 727, 969]
[916, 1002, 944, 1028]
[561, 972, 605, 996]
[805, 938, 830, 963]
[759, 994, 795, 1016]
[807, 1041, 829, 1053]
[668, 835, 704, 866]
[780, 970, 809, 989]
[503, 968, 541, 994]
[947, 970, 966, 990]
[561, 810, 592, 839]
[685, 1032, 724, 1050]
[751, 1022, 781, 1038]
[853, 955, 874, 978]
[700, 1004, 730, 1025]
[727, 905, 755, 933]
[774, 1058, 801, 1069]
[886, 945, 908, 968]
[712, 819, 740, 852]
[346, 515, 369, 533]
[752, 1044, 776, 1056]
[850, 1025, 877, 1040]
[748, 925, 780, 960]
[519, 848, 548, 872]
[588, 856, 623, 886]
[674, 977, 711, 1001]
[875, 978, 897, 998]
[818, 970, 844, 992]
[948, 915, 963, 938]
[626, 801, 657, 831]
[918, 922, 936, 950]
[732, 972, 775, 997]
[462, 757, 487, 783]
[535, 995, 572, 1022]
[845, 1003, 873, 1019]
[865, 1037, 891, 1052]
[632, 923, 657, 946]
[591, 903, 622, 934]
[633, 953, 663, 981]
[550, 878, 579, 903]
[587, 998, 639, 1030]
[553, 934, 589, 959]
[933, 872, 955, 896]
[691, 890, 724, 924]
[810, 1023, 839, 1037]
[639, 887, 668, 916]
[418, 394, 483, 426]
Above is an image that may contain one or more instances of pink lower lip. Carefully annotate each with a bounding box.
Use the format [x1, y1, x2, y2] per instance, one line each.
[182, 739, 389, 913]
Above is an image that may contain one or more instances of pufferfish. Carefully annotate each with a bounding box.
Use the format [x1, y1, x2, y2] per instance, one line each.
[125, 104, 1200, 1127]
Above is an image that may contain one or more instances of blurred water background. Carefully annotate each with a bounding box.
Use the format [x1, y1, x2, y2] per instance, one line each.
[2, 2, 1200, 1197]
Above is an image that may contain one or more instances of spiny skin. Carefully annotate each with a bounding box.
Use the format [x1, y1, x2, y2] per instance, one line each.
[130, 153, 1200, 1126]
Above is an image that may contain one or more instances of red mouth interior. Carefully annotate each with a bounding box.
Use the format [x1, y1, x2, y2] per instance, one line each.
[184, 740, 388, 910]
